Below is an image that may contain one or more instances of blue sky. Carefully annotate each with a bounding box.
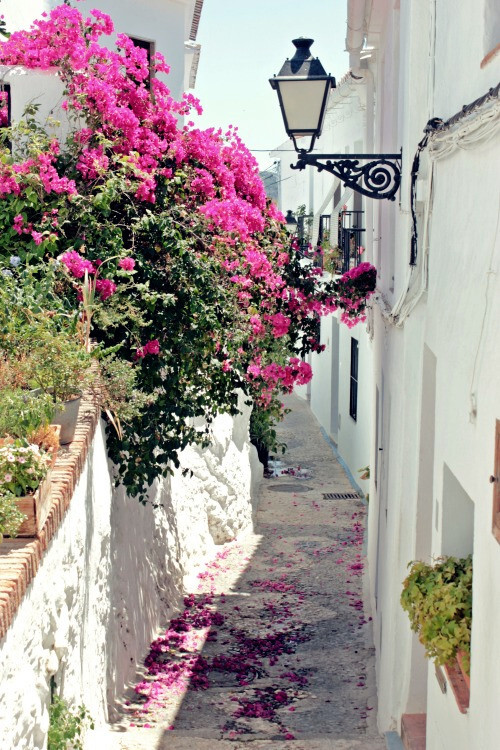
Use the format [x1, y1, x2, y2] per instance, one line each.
[191, 0, 349, 170]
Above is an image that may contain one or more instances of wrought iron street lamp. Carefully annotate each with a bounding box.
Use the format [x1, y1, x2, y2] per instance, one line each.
[270, 39, 402, 201]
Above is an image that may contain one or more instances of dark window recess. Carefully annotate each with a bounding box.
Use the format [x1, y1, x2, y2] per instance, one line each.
[349, 337, 359, 421]
[295, 212, 313, 258]
[492, 420, 500, 543]
[313, 214, 330, 270]
[340, 210, 365, 273]
[129, 37, 154, 88]
[0, 84, 11, 127]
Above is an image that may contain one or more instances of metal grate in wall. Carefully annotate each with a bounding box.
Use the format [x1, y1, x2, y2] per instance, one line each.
[322, 492, 360, 500]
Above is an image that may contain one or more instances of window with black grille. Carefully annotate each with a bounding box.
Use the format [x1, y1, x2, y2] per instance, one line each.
[349, 337, 359, 421]
[129, 37, 155, 88]
[0, 84, 11, 127]
[340, 210, 365, 273]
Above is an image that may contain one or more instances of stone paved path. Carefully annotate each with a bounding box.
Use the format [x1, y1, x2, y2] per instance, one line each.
[99, 395, 385, 750]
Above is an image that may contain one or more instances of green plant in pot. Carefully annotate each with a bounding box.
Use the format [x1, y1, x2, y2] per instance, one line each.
[249, 401, 288, 471]
[0, 492, 27, 543]
[28, 325, 93, 444]
[0, 439, 50, 541]
[0, 388, 55, 440]
[400, 555, 472, 675]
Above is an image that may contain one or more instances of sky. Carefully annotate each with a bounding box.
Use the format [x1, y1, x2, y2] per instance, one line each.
[191, 0, 350, 171]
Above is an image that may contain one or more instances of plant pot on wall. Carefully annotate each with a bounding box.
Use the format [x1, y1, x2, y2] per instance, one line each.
[456, 649, 471, 690]
[52, 394, 82, 445]
[15, 474, 52, 536]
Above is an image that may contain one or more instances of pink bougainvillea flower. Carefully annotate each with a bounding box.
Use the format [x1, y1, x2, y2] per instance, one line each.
[60, 250, 96, 279]
[95, 278, 117, 300]
[144, 339, 160, 355]
[118, 256, 136, 271]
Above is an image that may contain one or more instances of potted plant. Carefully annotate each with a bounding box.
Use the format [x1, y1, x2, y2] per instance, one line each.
[27, 326, 93, 444]
[400, 555, 472, 680]
[0, 492, 27, 544]
[0, 388, 60, 459]
[0, 277, 93, 445]
[249, 402, 287, 474]
[0, 439, 51, 537]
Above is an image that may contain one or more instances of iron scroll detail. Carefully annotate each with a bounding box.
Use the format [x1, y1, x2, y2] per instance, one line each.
[290, 152, 402, 201]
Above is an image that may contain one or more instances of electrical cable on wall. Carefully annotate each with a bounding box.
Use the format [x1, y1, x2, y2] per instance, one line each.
[376, 83, 500, 329]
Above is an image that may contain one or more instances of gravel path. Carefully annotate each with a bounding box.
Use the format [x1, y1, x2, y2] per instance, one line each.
[100, 395, 385, 750]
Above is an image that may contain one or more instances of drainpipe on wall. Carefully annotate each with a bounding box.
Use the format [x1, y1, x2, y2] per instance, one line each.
[346, 0, 377, 267]
[346, 0, 368, 73]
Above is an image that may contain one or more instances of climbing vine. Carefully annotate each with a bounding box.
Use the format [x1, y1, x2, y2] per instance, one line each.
[0, 3, 376, 500]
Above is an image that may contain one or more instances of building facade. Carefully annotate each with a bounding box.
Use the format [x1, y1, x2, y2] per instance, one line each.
[343, 2, 499, 749]
[270, 2, 499, 747]
[0, 0, 203, 130]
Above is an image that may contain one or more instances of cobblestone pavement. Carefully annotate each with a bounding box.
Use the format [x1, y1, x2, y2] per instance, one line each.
[106, 395, 385, 750]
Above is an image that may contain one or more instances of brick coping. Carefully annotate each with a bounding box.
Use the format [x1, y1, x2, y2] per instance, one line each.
[0, 395, 101, 641]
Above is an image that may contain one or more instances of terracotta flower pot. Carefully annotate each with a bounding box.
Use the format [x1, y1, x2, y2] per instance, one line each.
[457, 650, 471, 690]
[14, 473, 52, 537]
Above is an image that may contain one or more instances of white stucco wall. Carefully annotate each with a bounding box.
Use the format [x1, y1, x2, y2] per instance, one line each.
[0, 397, 261, 750]
[362, 0, 500, 747]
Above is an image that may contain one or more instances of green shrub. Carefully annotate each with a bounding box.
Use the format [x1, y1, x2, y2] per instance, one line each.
[400, 555, 472, 673]
[0, 389, 55, 439]
[48, 696, 94, 750]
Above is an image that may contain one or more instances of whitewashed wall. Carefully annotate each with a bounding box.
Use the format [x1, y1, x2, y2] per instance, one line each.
[0, 398, 261, 750]
[360, 1, 500, 747]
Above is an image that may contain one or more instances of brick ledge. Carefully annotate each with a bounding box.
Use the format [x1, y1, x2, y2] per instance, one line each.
[0, 395, 101, 641]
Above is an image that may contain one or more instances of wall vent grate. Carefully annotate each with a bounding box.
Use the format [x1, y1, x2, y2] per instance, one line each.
[322, 492, 360, 500]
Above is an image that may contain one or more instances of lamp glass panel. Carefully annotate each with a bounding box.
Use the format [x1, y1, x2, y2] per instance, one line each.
[278, 79, 329, 135]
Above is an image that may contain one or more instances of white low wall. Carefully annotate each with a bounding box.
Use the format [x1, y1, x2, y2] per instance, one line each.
[0, 396, 261, 749]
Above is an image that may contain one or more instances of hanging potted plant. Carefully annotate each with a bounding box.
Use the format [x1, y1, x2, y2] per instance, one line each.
[400, 555, 472, 693]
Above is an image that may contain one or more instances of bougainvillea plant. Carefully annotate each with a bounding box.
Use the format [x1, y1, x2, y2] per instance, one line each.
[0, 3, 376, 500]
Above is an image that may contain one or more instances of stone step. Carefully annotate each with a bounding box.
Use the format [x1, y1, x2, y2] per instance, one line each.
[87, 726, 387, 750]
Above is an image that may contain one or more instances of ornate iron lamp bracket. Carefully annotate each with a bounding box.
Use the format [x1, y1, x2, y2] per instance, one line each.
[291, 151, 402, 201]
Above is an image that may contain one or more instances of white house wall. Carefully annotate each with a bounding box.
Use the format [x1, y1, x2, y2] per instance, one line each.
[363, 0, 500, 747]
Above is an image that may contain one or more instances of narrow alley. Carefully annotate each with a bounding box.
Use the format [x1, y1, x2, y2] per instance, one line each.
[109, 395, 385, 750]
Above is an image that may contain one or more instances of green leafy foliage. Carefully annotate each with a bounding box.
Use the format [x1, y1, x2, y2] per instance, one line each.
[249, 400, 288, 460]
[48, 696, 94, 750]
[0, 389, 55, 438]
[0, 270, 92, 402]
[0, 439, 50, 496]
[400, 555, 472, 673]
[0, 8, 375, 502]
[0, 492, 26, 541]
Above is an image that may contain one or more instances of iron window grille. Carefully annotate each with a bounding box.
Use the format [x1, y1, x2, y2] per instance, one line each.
[313, 214, 331, 271]
[340, 210, 365, 273]
[129, 37, 155, 89]
[349, 337, 359, 421]
[1, 84, 11, 151]
[295, 213, 313, 258]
